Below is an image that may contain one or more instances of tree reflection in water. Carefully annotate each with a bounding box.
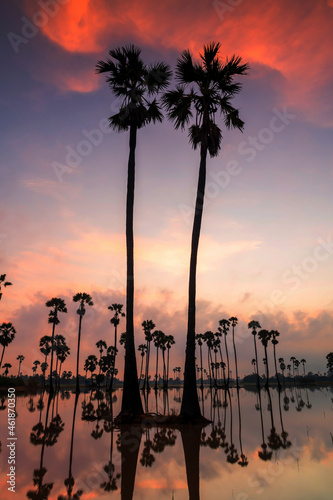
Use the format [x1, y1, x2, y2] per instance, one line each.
[21, 385, 314, 500]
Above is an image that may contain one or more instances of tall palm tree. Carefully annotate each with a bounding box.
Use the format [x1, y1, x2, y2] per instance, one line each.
[17, 354, 24, 377]
[108, 304, 125, 352]
[0, 273, 12, 301]
[96, 45, 171, 419]
[84, 354, 98, 381]
[258, 329, 272, 388]
[300, 358, 306, 376]
[142, 319, 155, 391]
[270, 330, 281, 387]
[46, 298, 67, 393]
[195, 333, 204, 389]
[152, 330, 164, 390]
[0, 322, 16, 369]
[248, 321, 261, 387]
[73, 293, 93, 393]
[165, 334, 175, 389]
[163, 42, 248, 420]
[96, 340, 107, 375]
[229, 317, 239, 387]
[3, 362, 12, 376]
[219, 319, 231, 387]
[39, 335, 52, 365]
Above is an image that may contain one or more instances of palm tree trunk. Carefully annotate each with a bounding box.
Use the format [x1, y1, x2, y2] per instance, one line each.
[264, 345, 270, 387]
[121, 125, 143, 417]
[232, 326, 239, 388]
[273, 345, 281, 388]
[253, 335, 260, 387]
[49, 321, 56, 393]
[218, 345, 226, 386]
[199, 344, 203, 389]
[154, 347, 159, 391]
[76, 315, 83, 393]
[166, 347, 170, 390]
[224, 334, 230, 387]
[180, 143, 207, 420]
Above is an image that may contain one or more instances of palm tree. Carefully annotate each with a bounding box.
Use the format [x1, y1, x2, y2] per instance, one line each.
[17, 354, 25, 377]
[270, 330, 281, 387]
[219, 319, 231, 387]
[165, 334, 175, 389]
[32, 360, 40, 376]
[258, 330, 272, 387]
[84, 355, 98, 381]
[96, 340, 107, 375]
[229, 317, 239, 387]
[108, 304, 125, 351]
[300, 358, 306, 377]
[203, 330, 215, 387]
[0, 274, 12, 301]
[39, 335, 52, 365]
[3, 362, 12, 376]
[248, 320, 261, 387]
[163, 42, 248, 420]
[142, 319, 155, 391]
[195, 333, 204, 389]
[73, 293, 93, 393]
[96, 45, 171, 419]
[215, 327, 226, 386]
[152, 330, 164, 390]
[0, 322, 16, 369]
[46, 298, 67, 393]
[138, 344, 147, 386]
[251, 358, 256, 375]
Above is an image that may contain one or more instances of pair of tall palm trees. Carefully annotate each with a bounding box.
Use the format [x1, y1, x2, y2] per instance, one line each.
[96, 42, 248, 420]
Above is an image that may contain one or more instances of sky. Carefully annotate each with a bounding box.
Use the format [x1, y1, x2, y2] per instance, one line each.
[1, 0, 333, 378]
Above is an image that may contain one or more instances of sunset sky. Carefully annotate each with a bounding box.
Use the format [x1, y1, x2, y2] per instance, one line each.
[1, 0, 333, 377]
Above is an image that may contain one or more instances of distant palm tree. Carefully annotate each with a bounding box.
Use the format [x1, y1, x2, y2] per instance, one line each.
[96, 45, 171, 419]
[290, 356, 296, 378]
[84, 354, 98, 381]
[203, 331, 215, 387]
[248, 320, 261, 387]
[270, 330, 281, 388]
[138, 344, 147, 386]
[46, 297, 67, 393]
[215, 327, 226, 386]
[163, 42, 248, 420]
[165, 335, 175, 389]
[142, 319, 155, 391]
[0, 273, 12, 301]
[73, 293, 93, 393]
[251, 358, 257, 375]
[0, 322, 16, 369]
[17, 354, 25, 377]
[195, 333, 204, 389]
[300, 358, 306, 377]
[3, 362, 12, 376]
[39, 335, 52, 366]
[96, 340, 107, 375]
[219, 320, 231, 387]
[32, 360, 40, 376]
[229, 317, 239, 387]
[108, 304, 125, 351]
[258, 330, 272, 387]
[152, 330, 164, 390]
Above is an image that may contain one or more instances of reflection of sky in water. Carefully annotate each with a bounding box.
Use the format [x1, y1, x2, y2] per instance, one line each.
[0, 387, 332, 499]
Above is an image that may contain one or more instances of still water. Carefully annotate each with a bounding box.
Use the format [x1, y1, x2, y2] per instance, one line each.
[0, 385, 332, 499]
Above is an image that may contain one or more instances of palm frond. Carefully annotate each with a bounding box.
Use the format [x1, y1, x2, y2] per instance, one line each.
[162, 87, 193, 129]
[146, 62, 172, 94]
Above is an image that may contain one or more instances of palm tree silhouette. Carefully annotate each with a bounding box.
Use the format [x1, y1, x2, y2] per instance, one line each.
[39, 335, 52, 367]
[142, 319, 155, 392]
[73, 293, 93, 393]
[215, 327, 227, 386]
[165, 334, 175, 390]
[137, 343, 147, 388]
[0, 322, 16, 370]
[84, 354, 98, 382]
[32, 360, 40, 376]
[248, 321, 261, 387]
[163, 42, 248, 420]
[258, 329, 272, 388]
[270, 330, 281, 387]
[229, 317, 239, 387]
[219, 319, 231, 387]
[96, 45, 171, 419]
[0, 273, 12, 301]
[195, 333, 204, 389]
[152, 330, 164, 390]
[46, 298, 67, 393]
[3, 362, 11, 376]
[17, 354, 24, 377]
[300, 358, 306, 376]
